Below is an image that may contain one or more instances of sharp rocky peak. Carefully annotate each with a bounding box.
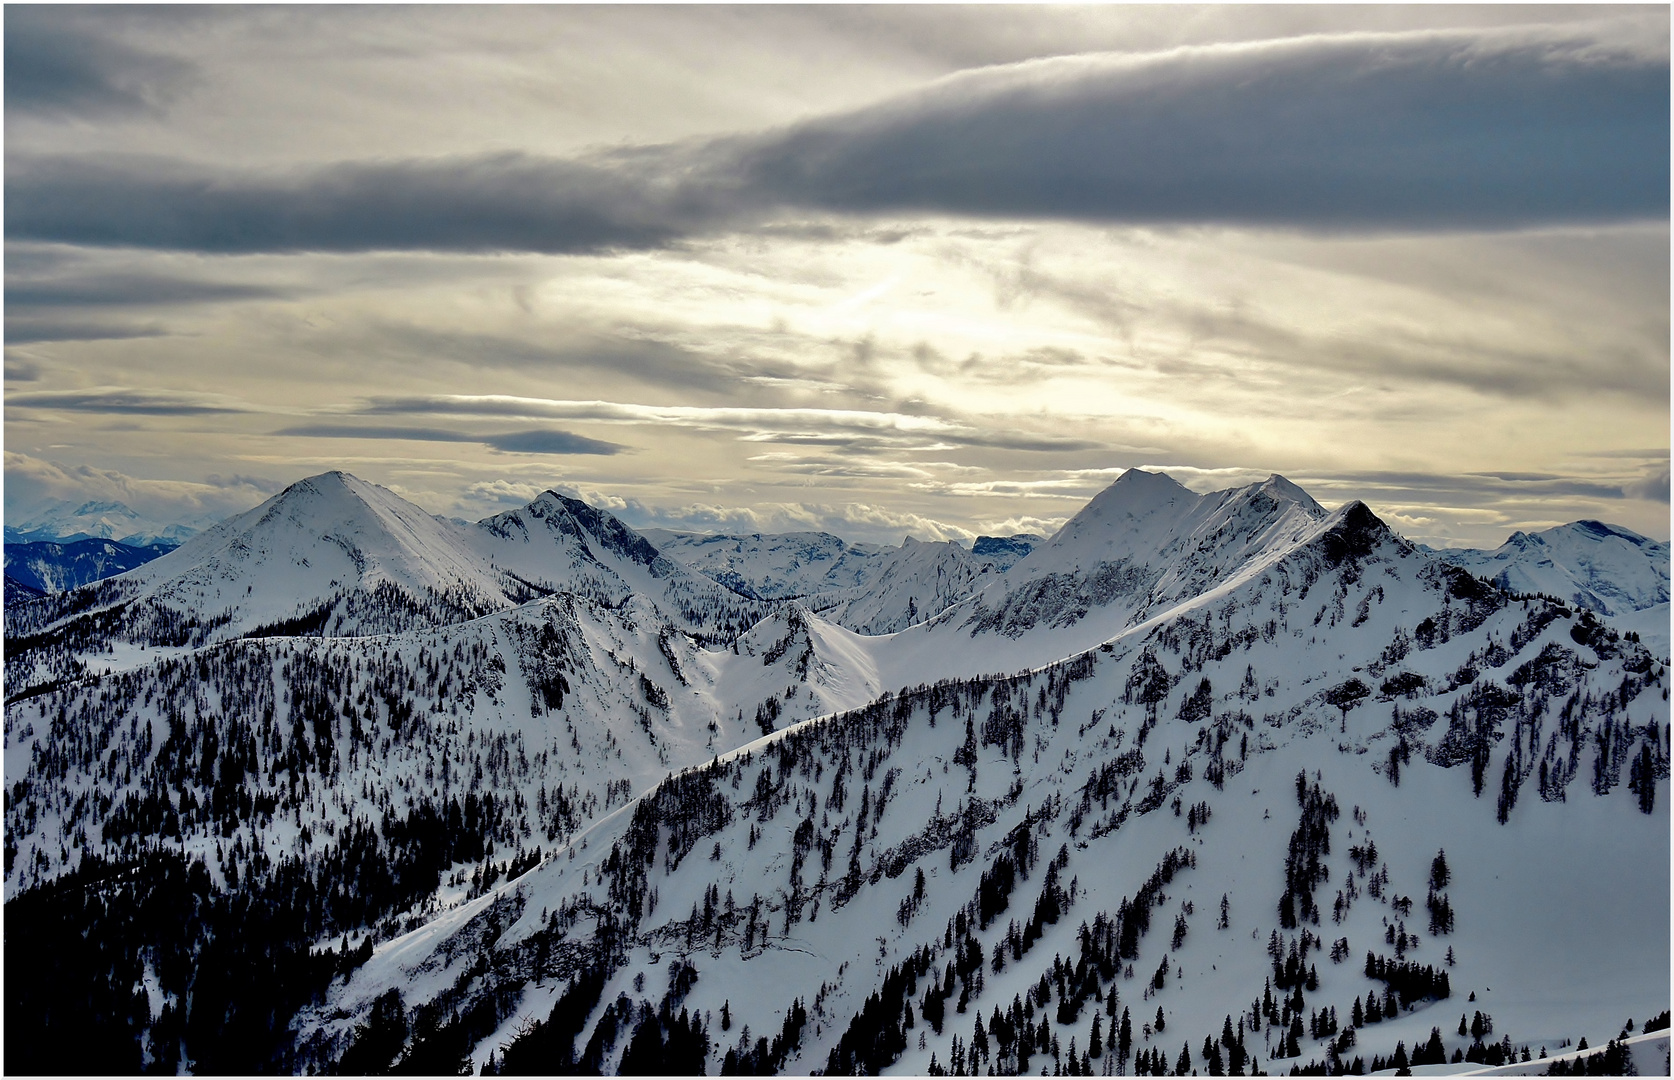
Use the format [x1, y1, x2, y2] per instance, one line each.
[1312, 499, 1398, 568]
[501, 490, 661, 567]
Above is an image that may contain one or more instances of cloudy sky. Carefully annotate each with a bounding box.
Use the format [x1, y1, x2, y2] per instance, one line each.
[5, 5, 1669, 547]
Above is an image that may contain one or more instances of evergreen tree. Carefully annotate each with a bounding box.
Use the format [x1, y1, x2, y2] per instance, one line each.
[1635, 743, 1656, 814]
[618, 1011, 666, 1075]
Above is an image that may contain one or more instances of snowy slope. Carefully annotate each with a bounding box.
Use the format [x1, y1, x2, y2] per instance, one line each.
[3, 574, 46, 606]
[965, 470, 1328, 636]
[858, 472, 1335, 688]
[1438, 520, 1669, 617]
[1440, 1029, 1669, 1075]
[803, 538, 1001, 635]
[639, 530, 890, 601]
[300, 494, 1668, 1076]
[472, 493, 763, 641]
[649, 530, 1006, 635]
[3, 537, 173, 593]
[1608, 601, 1671, 663]
[2, 589, 872, 901]
[94, 470, 509, 633]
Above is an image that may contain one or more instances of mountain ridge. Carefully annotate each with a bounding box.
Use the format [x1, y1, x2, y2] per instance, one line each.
[1436, 519, 1669, 617]
[288, 476, 1665, 1077]
[2, 466, 1666, 1076]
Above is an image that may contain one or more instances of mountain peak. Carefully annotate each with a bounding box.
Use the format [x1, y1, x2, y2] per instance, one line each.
[1255, 473, 1324, 513]
[514, 489, 662, 568]
[1572, 519, 1650, 545]
[1441, 517, 1669, 616]
[69, 500, 142, 519]
[1072, 468, 1193, 524]
[1109, 466, 1188, 494]
[255, 471, 419, 529]
[1314, 499, 1394, 568]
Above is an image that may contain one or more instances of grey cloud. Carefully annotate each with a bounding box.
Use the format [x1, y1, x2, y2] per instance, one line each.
[365, 324, 741, 398]
[3, 450, 263, 528]
[1009, 257, 1667, 403]
[277, 423, 482, 443]
[737, 429, 1100, 453]
[5, 10, 196, 119]
[745, 456, 939, 482]
[952, 430, 1102, 453]
[203, 473, 284, 494]
[7, 25, 1665, 252]
[1296, 466, 1674, 545]
[360, 394, 961, 435]
[6, 272, 296, 308]
[321, 317, 889, 413]
[358, 393, 1096, 453]
[564, 489, 980, 546]
[1578, 447, 1674, 459]
[274, 423, 624, 456]
[1309, 470, 1635, 503]
[7, 387, 255, 415]
[5, 151, 704, 255]
[790, 5, 1642, 74]
[483, 430, 624, 456]
[4, 318, 170, 343]
[724, 27, 1667, 230]
[4, 358, 43, 382]
[1622, 463, 1672, 504]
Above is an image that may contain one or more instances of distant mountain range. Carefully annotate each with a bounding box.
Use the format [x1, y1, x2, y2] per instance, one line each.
[4, 498, 203, 547]
[1434, 520, 1669, 616]
[9, 482, 1663, 634]
[3, 468, 1667, 1076]
[642, 528, 1036, 635]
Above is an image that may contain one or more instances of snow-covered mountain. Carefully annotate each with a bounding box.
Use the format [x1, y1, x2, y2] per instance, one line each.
[1437, 520, 1669, 617]
[855, 471, 1336, 686]
[64, 470, 511, 634]
[648, 528, 1027, 635]
[4, 498, 202, 547]
[802, 538, 1002, 635]
[477, 493, 762, 641]
[3, 574, 45, 606]
[3, 473, 765, 693]
[3, 468, 1666, 1076]
[640, 530, 892, 601]
[970, 470, 1329, 635]
[289, 479, 1668, 1077]
[3, 536, 175, 593]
